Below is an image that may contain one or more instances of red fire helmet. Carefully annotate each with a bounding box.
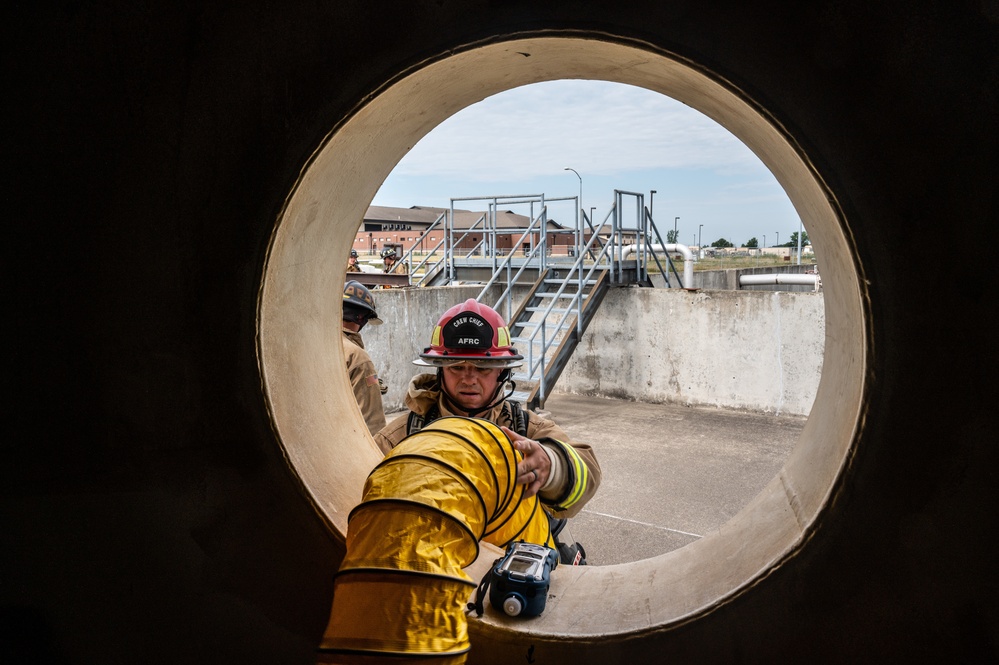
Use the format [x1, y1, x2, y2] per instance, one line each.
[414, 299, 523, 368]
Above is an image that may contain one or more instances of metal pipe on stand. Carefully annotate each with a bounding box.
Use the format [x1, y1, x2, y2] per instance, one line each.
[620, 243, 695, 287]
[739, 273, 821, 290]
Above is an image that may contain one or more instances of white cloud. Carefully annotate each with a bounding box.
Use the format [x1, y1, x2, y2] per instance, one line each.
[391, 80, 759, 181]
[374, 79, 802, 244]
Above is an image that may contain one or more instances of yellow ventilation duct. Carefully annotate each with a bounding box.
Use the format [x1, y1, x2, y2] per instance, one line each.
[318, 417, 554, 664]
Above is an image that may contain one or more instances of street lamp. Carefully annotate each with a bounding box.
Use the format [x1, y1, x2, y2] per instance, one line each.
[797, 219, 803, 265]
[674, 216, 679, 243]
[650, 190, 656, 218]
[698, 224, 703, 250]
[564, 167, 582, 216]
[775, 231, 779, 248]
[589, 206, 595, 223]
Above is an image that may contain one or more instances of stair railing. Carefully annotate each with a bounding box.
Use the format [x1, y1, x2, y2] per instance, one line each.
[642, 208, 685, 288]
[510, 213, 617, 402]
[474, 208, 550, 323]
[401, 212, 447, 287]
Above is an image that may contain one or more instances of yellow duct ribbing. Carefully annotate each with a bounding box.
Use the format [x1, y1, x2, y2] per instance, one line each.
[318, 417, 554, 663]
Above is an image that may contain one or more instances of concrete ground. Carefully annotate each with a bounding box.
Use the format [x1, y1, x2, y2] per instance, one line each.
[544, 393, 805, 565]
[388, 393, 806, 567]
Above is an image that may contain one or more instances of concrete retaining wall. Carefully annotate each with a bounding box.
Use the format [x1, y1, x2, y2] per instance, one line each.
[558, 287, 824, 416]
[363, 285, 824, 416]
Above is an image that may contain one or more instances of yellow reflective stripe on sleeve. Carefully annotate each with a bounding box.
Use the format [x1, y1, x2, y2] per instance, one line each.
[557, 441, 588, 510]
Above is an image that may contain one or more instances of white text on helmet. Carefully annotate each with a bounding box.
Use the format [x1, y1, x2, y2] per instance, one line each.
[450, 316, 484, 328]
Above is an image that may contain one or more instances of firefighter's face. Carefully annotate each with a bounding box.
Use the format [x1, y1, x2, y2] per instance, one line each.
[441, 363, 502, 412]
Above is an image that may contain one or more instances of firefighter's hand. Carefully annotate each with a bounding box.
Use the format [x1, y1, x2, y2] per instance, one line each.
[503, 426, 550, 498]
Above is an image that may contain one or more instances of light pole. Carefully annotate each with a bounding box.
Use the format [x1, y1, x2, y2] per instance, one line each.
[797, 219, 803, 265]
[775, 231, 779, 248]
[589, 206, 595, 223]
[564, 167, 582, 217]
[650, 190, 656, 218]
[698, 224, 703, 251]
[674, 216, 679, 244]
[763, 234, 766, 253]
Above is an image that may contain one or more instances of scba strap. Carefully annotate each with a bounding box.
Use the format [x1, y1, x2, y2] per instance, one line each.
[405, 403, 439, 436]
[407, 401, 528, 437]
[507, 400, 529, 437]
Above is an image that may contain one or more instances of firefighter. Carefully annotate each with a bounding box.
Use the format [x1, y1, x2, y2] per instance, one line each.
[342, 280, 388, 435]
[374, 299, 600, 563]
[380, 247, 406, 275]
[346, 249, 361, 272]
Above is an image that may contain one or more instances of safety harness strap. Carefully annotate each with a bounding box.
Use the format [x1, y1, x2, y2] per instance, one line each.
[405, 403, 440, 436]
[408, 401, 527, 437]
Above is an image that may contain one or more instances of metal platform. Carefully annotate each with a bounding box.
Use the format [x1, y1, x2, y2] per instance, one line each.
[350, 272, 412, 288]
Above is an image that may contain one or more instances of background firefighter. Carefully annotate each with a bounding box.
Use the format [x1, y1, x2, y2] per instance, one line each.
[341, 280, 388, 435]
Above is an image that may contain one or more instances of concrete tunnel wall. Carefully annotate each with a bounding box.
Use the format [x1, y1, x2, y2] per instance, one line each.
[6, 3, 998, 665]
[260, 32, 862, 657]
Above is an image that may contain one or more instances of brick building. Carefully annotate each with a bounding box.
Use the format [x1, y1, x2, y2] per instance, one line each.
[353, 205, 576, 257]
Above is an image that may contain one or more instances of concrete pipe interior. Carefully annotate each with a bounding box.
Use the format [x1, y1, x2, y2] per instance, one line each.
[258, 36, 865, 645]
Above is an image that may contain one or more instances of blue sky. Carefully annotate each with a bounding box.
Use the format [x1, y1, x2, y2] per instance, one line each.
[372, 80, 803, 249]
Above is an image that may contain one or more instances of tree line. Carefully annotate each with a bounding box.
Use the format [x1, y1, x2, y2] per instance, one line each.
[664, 230, 810, 249]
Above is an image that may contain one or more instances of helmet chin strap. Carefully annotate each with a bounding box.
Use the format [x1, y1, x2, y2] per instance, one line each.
[437, 368, 517, 418]
[344, 312, 368, 330]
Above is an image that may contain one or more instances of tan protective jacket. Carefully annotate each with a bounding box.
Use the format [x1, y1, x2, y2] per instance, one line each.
[343, 328, 386, 435]
[383, 260, 407, 275]
[374, 373, 601, 518]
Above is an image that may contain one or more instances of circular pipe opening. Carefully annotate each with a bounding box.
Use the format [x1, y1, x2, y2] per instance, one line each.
[258, 35, 865, 642]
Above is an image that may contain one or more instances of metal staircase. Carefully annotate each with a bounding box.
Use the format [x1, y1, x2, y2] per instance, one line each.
[471, 190, 684, 410]
[504, 266, 611, 410]
[397, 190, 687, 410]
